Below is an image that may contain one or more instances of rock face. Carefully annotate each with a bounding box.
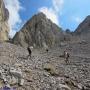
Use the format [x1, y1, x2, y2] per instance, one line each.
[0, 0, 9, 41]
[12, 13, 64, 47]
[74, 16, 90, 42]
[75, 16, 90, 35]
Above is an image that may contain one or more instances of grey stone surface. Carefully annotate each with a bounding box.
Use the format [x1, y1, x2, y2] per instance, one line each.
[0, 41, 90, 89]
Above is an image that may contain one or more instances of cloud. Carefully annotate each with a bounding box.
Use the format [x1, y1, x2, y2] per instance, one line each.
[39, 7, 59, 25]
[72, 17, 82, 24]
[4, 0, 23, 38]
[38, 0, 64, 25]
[53, 0, 64, 12]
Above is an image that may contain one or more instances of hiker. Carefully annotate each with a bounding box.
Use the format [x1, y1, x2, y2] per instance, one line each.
[63, 51, 70, 64]
[27, 46, 32, 58]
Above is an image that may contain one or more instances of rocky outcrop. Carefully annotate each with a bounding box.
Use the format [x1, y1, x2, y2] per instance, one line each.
[0, 65, 24, 88]
[12, 13, 64, 48]
[0, 0, 9, 41]
[74, 16, 90, 42]
[75, 16, 90, 35]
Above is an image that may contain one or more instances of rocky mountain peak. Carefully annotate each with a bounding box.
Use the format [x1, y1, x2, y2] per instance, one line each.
[75, 15, 90, 35]
[34, 12, 46, 18]
[85, 15, 90, 21]
[12, 12, 64, 48]
[25, 12, 57, 30]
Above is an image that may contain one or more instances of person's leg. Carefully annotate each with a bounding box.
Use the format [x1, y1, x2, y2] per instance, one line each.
[65, 57, 69, 64]
[27, 54, 30, 59]
[29, 52, 32, 58]
[67, 57, 69, 64]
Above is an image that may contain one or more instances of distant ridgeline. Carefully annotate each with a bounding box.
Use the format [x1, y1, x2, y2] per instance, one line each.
[0, 0, 9, 41]
[75, 16, 90, 35]
[12, 12, 90, 48]
[74, 15, 90, 42]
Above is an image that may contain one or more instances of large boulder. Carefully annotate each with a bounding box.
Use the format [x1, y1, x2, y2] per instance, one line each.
[0, 0, 9, 41]
[12, 13, 64, 48]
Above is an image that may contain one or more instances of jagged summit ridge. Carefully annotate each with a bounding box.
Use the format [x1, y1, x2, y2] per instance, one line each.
[75, 15, 90, 35]
[12, 12, 64, 47]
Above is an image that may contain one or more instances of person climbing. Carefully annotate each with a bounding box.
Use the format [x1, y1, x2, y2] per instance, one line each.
[27, 46, 32, 58]
[63, 51, 70, 64]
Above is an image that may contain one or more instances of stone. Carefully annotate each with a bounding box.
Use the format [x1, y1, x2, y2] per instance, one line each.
[43, 63, 59, 76]
[58, 84, 71, 90]
[15, 63, 22, 68]
[9, 76, 18, 86]
[9, 68, 22, 78]
[9, 68, 24, 86]
[77, 84, 83, 89]
[24, 69, 32, 73]
[19, 78, 24, 86]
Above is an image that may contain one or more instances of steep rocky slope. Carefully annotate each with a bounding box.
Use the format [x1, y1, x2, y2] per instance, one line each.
[74, 16, 90, 43]
[75, 15, 90, 35]
[0, 0, 9, 41]
[0, 42, 90, 90]
[12, 13, 64, 48]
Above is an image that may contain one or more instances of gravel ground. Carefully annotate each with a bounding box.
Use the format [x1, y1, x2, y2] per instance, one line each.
[0, 42, 90, 90]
